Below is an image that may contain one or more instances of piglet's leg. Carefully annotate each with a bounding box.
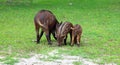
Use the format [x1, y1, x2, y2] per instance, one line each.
[77, 35, 80, 47]
[70, 32, 72, 43]
[64, 35, 67, 45]
[71, 35, 74, 46]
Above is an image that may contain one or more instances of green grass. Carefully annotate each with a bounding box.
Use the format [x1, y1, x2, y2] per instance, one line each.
[0, 0, 120, 65]
[0, 54, 18, 65]
[73, 61, 82, 65]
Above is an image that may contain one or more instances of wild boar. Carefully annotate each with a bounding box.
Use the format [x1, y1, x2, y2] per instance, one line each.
[56, 22, 73, 46]
[71, 24, 82, 46]
[34, 10, 59, 45]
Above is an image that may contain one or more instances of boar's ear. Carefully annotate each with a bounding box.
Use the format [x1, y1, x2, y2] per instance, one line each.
[56, 23, 60, 29]
[71, 27, 75, 30]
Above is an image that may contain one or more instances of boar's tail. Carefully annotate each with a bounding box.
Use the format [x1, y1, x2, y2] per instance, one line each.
[37, 19, 46, 29]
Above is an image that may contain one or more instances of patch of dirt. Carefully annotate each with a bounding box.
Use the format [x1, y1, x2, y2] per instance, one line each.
[0, 50, 117, 65]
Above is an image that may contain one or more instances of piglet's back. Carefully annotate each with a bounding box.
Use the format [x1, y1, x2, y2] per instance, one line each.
[59, 22, 73, 35]
[74, 24, 82, 35]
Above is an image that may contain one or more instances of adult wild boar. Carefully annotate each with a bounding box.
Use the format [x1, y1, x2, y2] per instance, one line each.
[56, 22, 73, 46]
[71, 24, 82, 46]
[34, 10, 59, 45]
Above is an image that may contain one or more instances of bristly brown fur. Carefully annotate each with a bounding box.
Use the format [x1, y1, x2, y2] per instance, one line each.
[71, 24, 82, 47]
[34, 10, 59, 45]
[56, 22, 73, 46]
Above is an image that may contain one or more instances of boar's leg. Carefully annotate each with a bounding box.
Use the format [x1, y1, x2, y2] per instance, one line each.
[36, 30, 39, 43]
[39, 30, 44, 42]
[64, 35, 67, 45]
[52, 32, 57, 40]
[45, 31, 52, 45]
[35, 24, 40, 43]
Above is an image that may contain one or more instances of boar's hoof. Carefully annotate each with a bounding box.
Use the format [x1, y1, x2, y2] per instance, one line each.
[48, 42, 52, 45]
[36, 41, 40, 44]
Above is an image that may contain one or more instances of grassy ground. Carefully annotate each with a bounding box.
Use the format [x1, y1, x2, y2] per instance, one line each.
[0, 0, 120, 65]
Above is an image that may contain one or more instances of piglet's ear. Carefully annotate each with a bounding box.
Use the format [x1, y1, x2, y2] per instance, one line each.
[56, 23, 60, 29]
[71, 27, 74, 30]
